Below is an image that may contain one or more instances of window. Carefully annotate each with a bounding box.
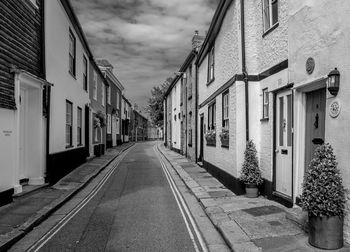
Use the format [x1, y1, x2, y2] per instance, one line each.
[222, 92, 229, 128]
[83, 56, 88, 91]
[188, 64, 192, 97]
[208, 102, 216, 130]
[107, 85, 111, 104]
[262, 88, 269, 119]
[69, 29, 76, 76]
[180, 78, 184, 105]
[107, 114, 111, 134]
[207, 46, 215, 82]
[102, 85, 105, 107]
[188, 112, 192, 146]
[263, 0, 278, 32]
[77, 107, 82, 145]
[93, 71, 97, 100]
[116, 92, 120, 109]
[66, 100, 73, 147]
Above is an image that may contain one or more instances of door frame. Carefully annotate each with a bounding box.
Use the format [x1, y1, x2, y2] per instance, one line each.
[272, 86, 294, 206]
[199, 113, 204, 162]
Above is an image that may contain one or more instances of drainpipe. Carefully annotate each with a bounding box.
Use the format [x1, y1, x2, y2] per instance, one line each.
[241, 0, 249, 141]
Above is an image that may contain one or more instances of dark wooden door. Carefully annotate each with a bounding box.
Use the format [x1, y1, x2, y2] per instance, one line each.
[85, 105, 90, 156]
[305, 88, 326, 171]
[199, 115, 204, 161]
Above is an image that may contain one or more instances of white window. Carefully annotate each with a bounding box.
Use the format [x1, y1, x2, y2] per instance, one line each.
[102, 85, 105, 107]
[116, 92, 120, 109]
[207, 47, 215, 82]
[263, 0, 278, 32]
[93, 71, 97, 100]
[68, 29, 76, 76]
[116, 118, 120, 134]
[263, 88, 269, 119]
[66, 100, 73, 147]
[107, 85, 111, 104]
[83, 56, 88, 91]
[208, 102, 216, 130]
[107, 114, 111, 134]
[223, 92, 229, 128]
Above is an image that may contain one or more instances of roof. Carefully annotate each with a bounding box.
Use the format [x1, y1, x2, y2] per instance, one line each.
[164, 50, 196, 98]
[196, 0, 233, 66]
[122, 95, 132, 106]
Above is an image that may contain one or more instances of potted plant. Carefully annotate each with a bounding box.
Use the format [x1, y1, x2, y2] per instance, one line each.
[205, 129, 216, 146]
[219, 128, 229, 147]
[300, 143, 345, 250]
[239, 140, 263, 198]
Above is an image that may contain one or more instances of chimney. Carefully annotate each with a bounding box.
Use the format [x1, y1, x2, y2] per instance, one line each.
[192, 30, 205, 52]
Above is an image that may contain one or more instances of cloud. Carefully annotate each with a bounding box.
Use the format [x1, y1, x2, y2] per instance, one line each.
[71, 0, 218, 111]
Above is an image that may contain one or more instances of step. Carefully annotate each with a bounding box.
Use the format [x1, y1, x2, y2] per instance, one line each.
[285, 206, 309, 233]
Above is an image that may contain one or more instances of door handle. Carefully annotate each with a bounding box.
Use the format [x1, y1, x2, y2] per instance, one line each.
[275, 149, 279, 153]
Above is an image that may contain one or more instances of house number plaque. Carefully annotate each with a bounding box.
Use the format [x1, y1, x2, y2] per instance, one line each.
[329, 100, 341, 118]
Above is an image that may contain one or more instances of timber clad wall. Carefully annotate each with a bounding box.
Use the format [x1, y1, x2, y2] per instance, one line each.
[0, 0, 43, 110]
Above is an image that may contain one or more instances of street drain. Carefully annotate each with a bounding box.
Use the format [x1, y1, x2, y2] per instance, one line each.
[242, 205, 284, 217]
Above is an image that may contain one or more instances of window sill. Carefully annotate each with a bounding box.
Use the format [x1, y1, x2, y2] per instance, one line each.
[260, 117, 269, 122]
[206, 143, 216, 147]
[68, 71, 77, 80]
[206, 78, 215, 86]
[262, 23, 279, 38]
[66, 145, 74, 149]
[188, 95, 192, 100]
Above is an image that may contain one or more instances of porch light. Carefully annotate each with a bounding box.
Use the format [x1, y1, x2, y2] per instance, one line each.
[327, 68, 340, 96]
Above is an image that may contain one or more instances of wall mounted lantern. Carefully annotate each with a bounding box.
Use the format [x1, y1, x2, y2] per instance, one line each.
[327, 68, 340, 96]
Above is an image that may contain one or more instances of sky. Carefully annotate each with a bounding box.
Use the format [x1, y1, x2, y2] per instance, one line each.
[71, 0, 218, 113]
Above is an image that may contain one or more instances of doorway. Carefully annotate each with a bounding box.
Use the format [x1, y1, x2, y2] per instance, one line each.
[112, 115, 117, 146]
[305, 88, 326, 171]
[199, 114, 204, 162]
[275, 89, 293, 198]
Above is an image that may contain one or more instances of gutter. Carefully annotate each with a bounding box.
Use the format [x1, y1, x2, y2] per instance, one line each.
[241, 0, 249, 141]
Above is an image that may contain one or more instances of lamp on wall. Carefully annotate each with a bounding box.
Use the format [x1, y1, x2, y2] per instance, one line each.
[327, 68, 340, 96]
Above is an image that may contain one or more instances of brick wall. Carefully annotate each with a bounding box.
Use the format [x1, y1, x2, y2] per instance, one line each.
[0, 0, 43, 110]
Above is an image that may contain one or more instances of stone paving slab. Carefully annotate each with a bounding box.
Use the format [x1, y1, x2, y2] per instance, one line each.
[158, 143, 350, 252]
[0, 142, 134, 251]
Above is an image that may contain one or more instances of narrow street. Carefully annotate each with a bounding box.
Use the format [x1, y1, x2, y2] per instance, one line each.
[10, 142, 204, 252]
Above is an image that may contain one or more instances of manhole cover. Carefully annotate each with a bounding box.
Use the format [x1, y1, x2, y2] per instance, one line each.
[242, 205, 284, 217]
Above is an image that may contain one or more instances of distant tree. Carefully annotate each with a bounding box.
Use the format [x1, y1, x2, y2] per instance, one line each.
[147, 77, 172, 127]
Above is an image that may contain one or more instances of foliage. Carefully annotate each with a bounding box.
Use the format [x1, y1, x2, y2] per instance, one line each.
[205, 129, 216, 142]
[219, 128, 229, 140]
[94, 111, 106, 128]
[147, 77, 172, 128]
[240, 140, 263, 185]
[301, 143, 345, 217]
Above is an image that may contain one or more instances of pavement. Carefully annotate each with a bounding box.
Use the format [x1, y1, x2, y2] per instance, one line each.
[157, 143, 350, 252]
[0, 142, 134, 252]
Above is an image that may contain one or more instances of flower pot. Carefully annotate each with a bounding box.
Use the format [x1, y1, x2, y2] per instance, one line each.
[245, 183, 258, 198]
[308, 215, 343, 250]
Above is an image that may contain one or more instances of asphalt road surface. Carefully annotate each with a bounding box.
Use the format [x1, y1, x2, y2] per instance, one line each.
[15, 142, 202, 252]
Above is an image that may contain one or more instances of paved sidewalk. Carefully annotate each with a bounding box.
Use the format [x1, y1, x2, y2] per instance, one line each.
[158, 144, 350, 252]
[0, 142, 134, 251]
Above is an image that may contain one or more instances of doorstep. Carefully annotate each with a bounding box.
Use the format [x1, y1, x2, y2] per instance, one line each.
[13, 183, 49, 199]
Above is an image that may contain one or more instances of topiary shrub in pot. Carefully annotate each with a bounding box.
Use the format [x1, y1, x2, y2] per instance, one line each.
[301, 143, 345, 250]
[239, 140, 263, 198]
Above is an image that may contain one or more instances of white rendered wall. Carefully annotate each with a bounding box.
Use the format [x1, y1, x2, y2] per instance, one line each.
[45, 0, 89, 154]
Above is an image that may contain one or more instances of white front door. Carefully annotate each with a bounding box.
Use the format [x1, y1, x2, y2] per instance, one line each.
[275, 90, 293, 198]
[112, 116, 117, 146]
[19, 88, 27, 181]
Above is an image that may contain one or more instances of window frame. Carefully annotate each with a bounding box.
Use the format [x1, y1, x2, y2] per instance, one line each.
[66, 100, 73, 148]
[107, 114, 111, 134]
[207, 46, 215, 83]
[262, 0, 278, 33]
[101, 84, 105, 107]
[77, 107, 82, 145]
[68, 29, 76, 76]
[107, 85, 111, 104]
[188, 64, 193, 98]
[222, 91, 229, 129]
[208, 102, 216, 130]
[83, 56, 88, 91]
[93, 71, 97, 100]
[262, 88, 269, 119]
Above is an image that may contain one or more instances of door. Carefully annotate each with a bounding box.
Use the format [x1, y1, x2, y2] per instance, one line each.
[112, 116, 117, 146]
[275, 90, 293, 197]
[19, 88, 27, 181]
[199, 115, 204, 162]
[305, 88, 326, 171]
[85, 105, 90, 156]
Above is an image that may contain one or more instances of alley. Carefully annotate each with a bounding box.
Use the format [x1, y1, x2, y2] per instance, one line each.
[10, 143, 201, 252]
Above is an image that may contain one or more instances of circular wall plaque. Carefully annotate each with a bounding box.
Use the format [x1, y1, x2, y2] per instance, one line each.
[306, 57, 315, 75]
[329, 100, 341, 118]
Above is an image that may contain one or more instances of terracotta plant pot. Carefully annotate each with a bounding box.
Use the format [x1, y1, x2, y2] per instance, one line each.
[309, 215, 343, 249]
[245, 183, 258, 198]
